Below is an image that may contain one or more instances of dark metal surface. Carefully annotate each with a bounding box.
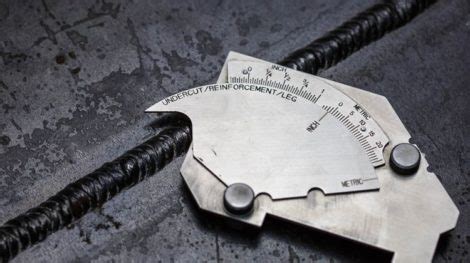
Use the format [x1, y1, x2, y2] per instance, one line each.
[0, 0, 468, 262]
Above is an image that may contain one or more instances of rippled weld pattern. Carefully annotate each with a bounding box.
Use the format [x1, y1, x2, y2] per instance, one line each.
[280, 0, 436, 73]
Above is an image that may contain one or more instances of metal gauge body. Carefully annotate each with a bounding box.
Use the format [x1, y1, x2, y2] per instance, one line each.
[147, 83, 378, 198]
[146, 52, 459, 262]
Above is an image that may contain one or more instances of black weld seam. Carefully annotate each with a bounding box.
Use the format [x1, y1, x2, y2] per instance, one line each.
[0, 127, 191, 262]
[280, 0, 437, 74]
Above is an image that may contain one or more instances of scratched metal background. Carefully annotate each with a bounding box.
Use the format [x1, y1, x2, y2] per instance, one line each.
[0, 0, 469, 262]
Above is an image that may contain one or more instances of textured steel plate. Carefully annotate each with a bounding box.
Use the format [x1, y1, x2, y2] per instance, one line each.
[0, 0, 468, 262]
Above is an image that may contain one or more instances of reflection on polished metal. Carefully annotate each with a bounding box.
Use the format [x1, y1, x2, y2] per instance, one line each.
[148, 52, 459, 262]
[390, 143, 421, 175]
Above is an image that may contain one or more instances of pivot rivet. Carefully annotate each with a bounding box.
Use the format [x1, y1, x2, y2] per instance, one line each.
[390, 143, 421, 175]
[223, 183, 254, 215]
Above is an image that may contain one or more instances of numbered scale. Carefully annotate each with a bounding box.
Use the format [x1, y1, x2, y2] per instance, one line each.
[147, 52, 458, 262]
[228, 60, 388, 167]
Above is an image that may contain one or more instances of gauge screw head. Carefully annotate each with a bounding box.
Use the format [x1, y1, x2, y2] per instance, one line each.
[224, 183, 255, 215]
[390, 143, 421, 175]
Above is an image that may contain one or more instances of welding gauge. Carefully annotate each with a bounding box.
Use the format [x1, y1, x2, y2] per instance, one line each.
[146, 52, 458, 262]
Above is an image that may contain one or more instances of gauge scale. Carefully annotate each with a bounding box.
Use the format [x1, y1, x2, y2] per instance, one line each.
[227, 60, 389, 167]
[146, 52, 458, 262]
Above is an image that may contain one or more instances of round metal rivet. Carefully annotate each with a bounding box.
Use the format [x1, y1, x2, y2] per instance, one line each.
[390, 143, 421, 175]
[223, 183, 255, 215]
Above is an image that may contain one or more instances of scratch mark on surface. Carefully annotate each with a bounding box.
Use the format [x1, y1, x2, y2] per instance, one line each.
[215, 230, 221, 263]
[41, 0, 56, 20]
[10, 119, 22, 132]
[31, 2, 120, 48]
[127, 18, 145, 73]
